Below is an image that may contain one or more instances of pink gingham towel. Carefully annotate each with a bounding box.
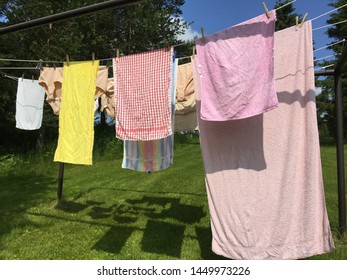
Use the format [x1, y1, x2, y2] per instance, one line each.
[113, 48, 173, 141]
[196, 10, 278, 121]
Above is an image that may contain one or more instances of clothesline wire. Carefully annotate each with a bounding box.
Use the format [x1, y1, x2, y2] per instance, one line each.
[0, 58, 63, 63]
[314, 64, 335, 71]
[0, 67, 38, 70]
[314, 39, 345, 52]
[313, 19, 347, 31]
[274, 0, 297, 11]
[314, 53, 339, 62]
[311, 3, 347, 22]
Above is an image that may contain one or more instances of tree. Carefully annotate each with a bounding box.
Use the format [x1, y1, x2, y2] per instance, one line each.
[274, 0, 302, 31]
[316, 0, 347, 138]
[0, 0, 188, 151]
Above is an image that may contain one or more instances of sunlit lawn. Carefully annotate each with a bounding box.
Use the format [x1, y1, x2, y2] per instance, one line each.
[0, 133, 346, 259]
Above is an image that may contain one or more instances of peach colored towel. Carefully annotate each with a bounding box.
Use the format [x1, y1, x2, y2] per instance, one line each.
[195, 10, 278, 121]
[38, 67, 63, 115]
[101, 78, 115, 119]
[174, 61, 198, 132]
[194, 21, 334, 259]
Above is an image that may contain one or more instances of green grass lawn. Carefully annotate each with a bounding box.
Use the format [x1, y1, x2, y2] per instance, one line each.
[0, 133, 346, 260]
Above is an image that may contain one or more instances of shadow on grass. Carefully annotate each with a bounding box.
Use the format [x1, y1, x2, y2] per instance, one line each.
[93, 226, 135, 254]
[55, 200, 89, 213]
[141, 220, 185, 258]
[0, 174, 55, 238]
[87, 195, 218, 259]
[195, 227, 229, 260]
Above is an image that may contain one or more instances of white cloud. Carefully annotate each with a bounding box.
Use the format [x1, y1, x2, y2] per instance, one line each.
[177, 25, 201, 41]
[174, 16, 200, 42]
[315, 87, 322, 96]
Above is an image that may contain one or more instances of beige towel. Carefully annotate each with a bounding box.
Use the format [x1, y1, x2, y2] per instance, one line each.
[195, 21, 334, 259]
[174, 61, 198, 132]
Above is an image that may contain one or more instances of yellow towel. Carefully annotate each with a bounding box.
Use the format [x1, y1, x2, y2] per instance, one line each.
[54, 61, 99, 165]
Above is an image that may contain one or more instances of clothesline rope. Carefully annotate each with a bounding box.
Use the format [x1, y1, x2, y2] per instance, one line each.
[311, 3, 347, 22]
[0, 58, 63, 63]
[314, 53, 339, 62]
[274, 0, 297, 11]
[0, 67, 38, 70]
[314, 39, 345, 52]
[314, 64, 335, 71]
[313, 19, 347, 31]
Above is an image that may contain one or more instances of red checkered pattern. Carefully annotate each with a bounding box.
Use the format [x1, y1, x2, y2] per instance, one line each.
[113, 48, 173, 141]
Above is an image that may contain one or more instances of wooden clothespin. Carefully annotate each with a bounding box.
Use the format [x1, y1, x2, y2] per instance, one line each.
[299, 13, 308, 28]
[262, 2, 270, 19]
[66, 54, 69, 66]
[92, 53, 95, 64]
[116, 49, 120, 63]
[163, 39, 170, 51]
[295, 16, 299, 31]
[201, 27, 205, 43]
[35, 59, 43, 70]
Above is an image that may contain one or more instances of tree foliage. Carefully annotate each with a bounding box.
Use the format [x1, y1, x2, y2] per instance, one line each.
[274, 0, 302, 31]
[316, 0, 347, 138]
[0, 0, 187, 151]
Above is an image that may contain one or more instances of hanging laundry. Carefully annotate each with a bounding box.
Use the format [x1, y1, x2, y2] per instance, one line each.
[174, 60, 198, 132]
[95, 66, 109, 99]
[38, 66, 108, 115]
[38, 67, 63, 115]
[113, 48, 173, 141]
[94, 98, 101, 126]
[122, 59, 178, 172]
[195, 21, 334, 260]
[54, 61, 99, 165]
[176, 61, 194, 102]
[100, 77, 116, 125]
[195, 10, 278, 121]
[15, 78, 45, 130]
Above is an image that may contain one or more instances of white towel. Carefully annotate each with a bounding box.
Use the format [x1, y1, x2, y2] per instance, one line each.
[15, 78, 45, 130]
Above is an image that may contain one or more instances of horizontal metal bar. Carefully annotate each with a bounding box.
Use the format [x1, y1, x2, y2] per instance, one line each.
[314, 70, 335, 76]
[0, 0, 145, 35]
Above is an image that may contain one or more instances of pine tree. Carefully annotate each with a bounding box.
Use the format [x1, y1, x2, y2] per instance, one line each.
[274, 0, 301, 31]
[316, 0, 347, 138]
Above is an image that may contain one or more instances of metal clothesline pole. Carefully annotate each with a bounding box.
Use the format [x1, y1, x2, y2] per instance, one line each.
[333, 44, 347, 236]
[0, 0, 145, 35]
[314, 44, 347, 236]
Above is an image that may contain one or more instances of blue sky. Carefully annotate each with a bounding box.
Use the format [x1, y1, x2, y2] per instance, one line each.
[179, 0, 341, 66]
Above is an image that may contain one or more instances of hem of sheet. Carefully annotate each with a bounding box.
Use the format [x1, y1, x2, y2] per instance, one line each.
[211, 232, 334, 260]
